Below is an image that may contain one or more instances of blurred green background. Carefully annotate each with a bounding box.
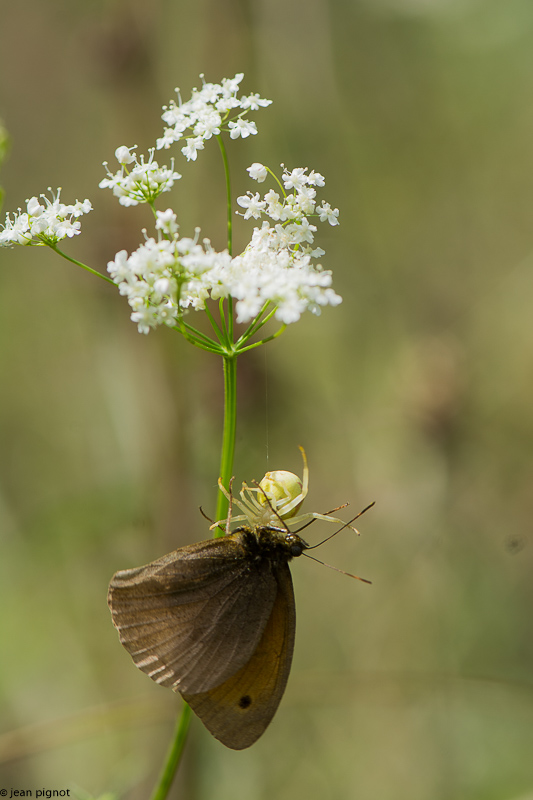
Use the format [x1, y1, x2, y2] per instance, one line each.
[1, 0, 533, 798]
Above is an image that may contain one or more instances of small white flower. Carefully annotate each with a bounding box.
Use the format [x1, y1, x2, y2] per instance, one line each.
[317, 202, 339, 226]
[156, 128, 179, 150]
[131, 305, 161, 335]
[155, 209, 179, 235]
[107, 250, 131, 282]
[307, 170, 325, 187]
[247, 163, 268, 183]
[154, 277, 171, 294]
[240, 93, 272, 111]
[235, 295, 264, 323]
[215, 95, 242, 114]
[228, 118, 257, 139]
[115, 145, 136, 165]
[0, 211, 31, 245]
[294, 185, 316, 215]
[26, 196, 44, 216]
[264, 190, 284, 220]
[193, 110, 222, 139]
[181, 136, 205, 161]
[220, 73, 245, 95]
[68, 199, 93, 217]
[280, 194, 304, 222]
[283, 168, 309, 191]
[237, 192, 266, 220]
[286, 218, 317, 244]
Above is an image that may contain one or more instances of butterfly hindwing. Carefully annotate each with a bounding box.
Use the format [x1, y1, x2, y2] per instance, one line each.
[182, 561, 296, 750]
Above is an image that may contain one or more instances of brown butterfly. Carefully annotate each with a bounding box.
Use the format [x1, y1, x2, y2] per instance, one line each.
[108, 449, 372, 749]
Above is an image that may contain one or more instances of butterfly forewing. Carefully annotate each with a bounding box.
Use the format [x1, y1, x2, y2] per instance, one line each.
[108, 533, 278, 694]
[182, 561, 296, 750]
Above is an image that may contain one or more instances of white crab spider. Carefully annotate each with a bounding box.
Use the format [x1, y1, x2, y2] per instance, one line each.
[213, 446, 359, 533]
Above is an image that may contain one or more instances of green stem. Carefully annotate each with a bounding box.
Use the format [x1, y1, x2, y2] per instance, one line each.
[237, 324, 287, 352]
[235, 304, 278, 348]
[147, 354, 238, 798]
[149, 703, 192, 800]
[51, 246, 115, 285]
[235, 301, 271, 346]
[214, 353, 238, 530]
[216, 135, 232, 255]
[204, 302, 226, 345]
[149, 135, 239, 800]
[265, 165, 287, 197]
[227, 296, 234, 341]
[218, 297, 228, 341]
[178, 320, 222, 348]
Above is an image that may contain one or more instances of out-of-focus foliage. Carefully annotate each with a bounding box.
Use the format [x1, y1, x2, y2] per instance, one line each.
[0, 120, 9, 210]
[1, 1, 532, 798]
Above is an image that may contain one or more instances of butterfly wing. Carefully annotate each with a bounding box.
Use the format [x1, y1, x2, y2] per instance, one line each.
[108, 534, 278, 694]
[182, 561, 296, 749]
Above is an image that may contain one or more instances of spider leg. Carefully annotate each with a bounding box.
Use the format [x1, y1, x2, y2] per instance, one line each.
[298, 445, 309, 499]
[239, 482, 264, 516]
[215, 478, 257, 526]
[290, 511, 360, 534]
[253, 480, 290, 531]
[209, 512, 248, 531]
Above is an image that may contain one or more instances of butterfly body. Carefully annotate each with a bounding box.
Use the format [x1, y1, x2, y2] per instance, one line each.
[108, 525, 309, 749]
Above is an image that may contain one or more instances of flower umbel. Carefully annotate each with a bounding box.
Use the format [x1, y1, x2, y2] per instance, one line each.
[108, 158, 343, 333]
[106, 210, 233, 334]
[230, 164, 342, 323]
[99, 147, 182, 206]
[156, 73, 271, 160]
[0, 189, 92, 247]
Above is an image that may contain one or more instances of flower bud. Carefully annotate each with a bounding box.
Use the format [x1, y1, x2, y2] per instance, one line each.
[26, 197, 44, 216]
[247, 163, 268, 182]
[115, 146, 135, 165]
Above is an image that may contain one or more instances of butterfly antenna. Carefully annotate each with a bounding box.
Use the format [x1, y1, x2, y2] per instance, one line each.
[302, 551, 372, 584]
[293, 503, 351, 534]
[199, 506, 214, 524]
[306, 501, 376, 550]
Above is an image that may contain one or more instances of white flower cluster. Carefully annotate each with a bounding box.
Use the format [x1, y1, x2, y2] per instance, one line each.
[228, 164, 342, 323]
[239, 165, 339, 229]
[99, 147, 181, 206]
[217, 231, 342, 324]
[108, 162, 342, 334]
[156, 73, 272, 161]
[107, 210, 232, 334]
[0, 189, 92, 246]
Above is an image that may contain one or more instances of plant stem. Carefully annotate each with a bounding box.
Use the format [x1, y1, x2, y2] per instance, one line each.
[149, 132, 239, 800]
[147, 352, 238, 798]
[237, 323, 287, 352]
[51, 246, 116, 285]
[214, 353, 238, 531]
[149, 703, 192, 800]
[216, 135, 232, 255]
